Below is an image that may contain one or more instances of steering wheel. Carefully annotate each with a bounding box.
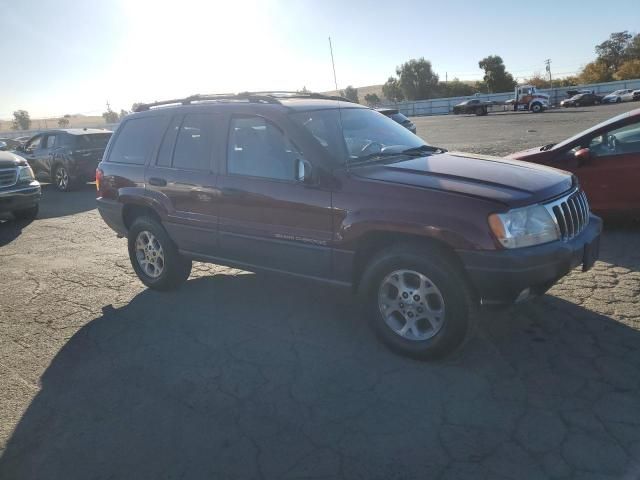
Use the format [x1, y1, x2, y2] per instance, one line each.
[606, 134, 618, 152]
[360, 141, 384, 155]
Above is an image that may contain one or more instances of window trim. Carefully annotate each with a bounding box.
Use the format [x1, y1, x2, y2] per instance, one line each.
[225, 114, 305, 183]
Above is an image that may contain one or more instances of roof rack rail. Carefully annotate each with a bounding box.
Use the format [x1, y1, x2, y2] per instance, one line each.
[133, 91, 354, 112]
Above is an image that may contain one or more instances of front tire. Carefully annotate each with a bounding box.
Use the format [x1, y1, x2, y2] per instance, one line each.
[128, 216, 192, 291]
[360, 244, 473, 359]
[531, 102, 543, 113]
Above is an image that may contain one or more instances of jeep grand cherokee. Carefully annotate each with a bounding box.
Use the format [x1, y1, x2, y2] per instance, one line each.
[96, 92, 602, 358]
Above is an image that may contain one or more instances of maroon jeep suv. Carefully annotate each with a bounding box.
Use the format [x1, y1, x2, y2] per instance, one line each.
[96, 92, 602, 358]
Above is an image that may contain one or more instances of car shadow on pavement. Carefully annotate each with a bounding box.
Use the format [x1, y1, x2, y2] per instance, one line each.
[37, 183, 96, 220]
[0, 216, 35, 247]
[1, 274, 639, 479]
[599, 220, 640, 272]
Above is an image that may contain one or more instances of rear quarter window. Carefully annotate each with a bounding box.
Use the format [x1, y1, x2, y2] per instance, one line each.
[106, 116, 167, 164]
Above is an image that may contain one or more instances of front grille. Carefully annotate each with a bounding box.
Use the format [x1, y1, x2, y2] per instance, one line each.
[544, 189, 590, 241]
[0, 168, 17, 188]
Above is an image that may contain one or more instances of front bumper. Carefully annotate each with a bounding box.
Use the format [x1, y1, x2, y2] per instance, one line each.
[0, 182, 41, 214]
[457, 214, 603, 305]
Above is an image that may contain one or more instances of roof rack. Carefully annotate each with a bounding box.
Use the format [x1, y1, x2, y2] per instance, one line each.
[133, 91, 354, 112]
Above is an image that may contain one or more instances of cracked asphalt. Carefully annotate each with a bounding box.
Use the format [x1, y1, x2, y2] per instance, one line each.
[1, 102, 639, 479]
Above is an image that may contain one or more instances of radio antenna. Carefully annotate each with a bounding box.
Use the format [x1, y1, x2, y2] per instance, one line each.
[329, 36, 339, 91]
[328, 36, 347, 170]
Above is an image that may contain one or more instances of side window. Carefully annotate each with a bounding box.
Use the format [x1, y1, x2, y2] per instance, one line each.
[107, 116, 167, 164]
[25, 136, 42, 152]
[171, 113, 215, 171]
[45, 135, 57, 149]
[227, 116, 299, 181]
[589, 121, 640, 157]
[156, 116, 182, 167]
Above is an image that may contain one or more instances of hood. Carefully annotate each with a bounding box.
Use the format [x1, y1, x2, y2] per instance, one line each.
[350, 152, 574, 208]
[0, 151, 27, 169]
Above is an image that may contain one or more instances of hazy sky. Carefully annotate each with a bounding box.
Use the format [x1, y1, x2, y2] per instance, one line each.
[1, 0, 638, 119]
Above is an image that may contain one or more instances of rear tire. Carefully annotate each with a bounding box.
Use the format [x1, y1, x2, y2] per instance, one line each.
[13, 204, 38, 221]
[127, 216, 192, 291]
[53, 164, 73, 192]
[359, 244, 473, 359]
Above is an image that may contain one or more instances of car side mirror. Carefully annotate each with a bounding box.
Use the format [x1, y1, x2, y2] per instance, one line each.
[296, 158, 313, 184]
[570, 147, 590, 167]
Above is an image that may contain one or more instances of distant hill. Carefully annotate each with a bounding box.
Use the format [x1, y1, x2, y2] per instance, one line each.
[323, 84, 385, 102]
[0, 114, 107, 134]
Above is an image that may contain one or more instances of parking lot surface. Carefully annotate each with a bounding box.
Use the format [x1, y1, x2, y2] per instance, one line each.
[1, 103, 639, 479]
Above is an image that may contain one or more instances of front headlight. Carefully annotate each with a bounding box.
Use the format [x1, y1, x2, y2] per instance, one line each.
[17, 165, 35, 182]
[489, 204, 559, 248]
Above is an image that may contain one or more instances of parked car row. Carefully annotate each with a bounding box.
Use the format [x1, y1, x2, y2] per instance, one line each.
[4, 92, 638, 360]
[93, 91, 605, 359]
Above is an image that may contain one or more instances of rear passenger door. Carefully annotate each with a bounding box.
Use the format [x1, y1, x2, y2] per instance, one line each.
[37, 133, 59, 178]
[217, 114, 333, 279]
[145, 112, 223, 254]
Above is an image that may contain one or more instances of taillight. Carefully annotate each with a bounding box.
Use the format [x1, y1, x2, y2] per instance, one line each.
[96, 167, 104, 196]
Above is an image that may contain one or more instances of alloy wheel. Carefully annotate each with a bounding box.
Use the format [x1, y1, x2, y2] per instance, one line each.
[135, 230, 165, 278]
[55, 167, 69, 190]
[378, 269, 446, 341]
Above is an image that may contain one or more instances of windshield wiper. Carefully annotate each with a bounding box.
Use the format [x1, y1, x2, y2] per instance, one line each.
[348, 144, 447, 166]
[400, 145, 447, 155]
[540, 143, 556, 151]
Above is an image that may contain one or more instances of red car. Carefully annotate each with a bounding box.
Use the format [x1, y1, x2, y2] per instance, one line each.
[509, 108, 640, 217]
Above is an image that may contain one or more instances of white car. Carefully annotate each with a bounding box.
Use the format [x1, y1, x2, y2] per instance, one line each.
[602, 89, 635, 103]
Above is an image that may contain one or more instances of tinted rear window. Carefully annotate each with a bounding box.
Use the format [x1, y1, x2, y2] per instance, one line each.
[107, 117, 167, 164]
[74, 133, 112, 149]
[391, 113, 410, 123]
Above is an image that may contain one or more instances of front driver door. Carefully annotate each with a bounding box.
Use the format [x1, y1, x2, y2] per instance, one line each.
[217, 114, 333, 279]
[577, 120, 640, 215]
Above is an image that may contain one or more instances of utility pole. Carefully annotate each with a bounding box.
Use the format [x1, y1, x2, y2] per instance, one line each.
[545, 59, 553, 105]
[106, 100, 111, 112]
[544, 59, 552, 87]
[445, 72, 448, 84]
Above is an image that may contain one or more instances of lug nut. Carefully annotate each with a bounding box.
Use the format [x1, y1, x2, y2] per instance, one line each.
[413, 295, 420, 301]
[402, 292, 409, 299]
[407, 312, 414, 318]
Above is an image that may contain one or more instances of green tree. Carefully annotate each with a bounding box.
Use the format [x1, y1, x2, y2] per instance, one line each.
[119, 109, 129, 119]
[395, 58, 439, 100]
[102, 108, 119, 123]
[340, 85, 359, 103]
[615, 59, 640, 80]
[523, 74, 548, 89]
[298, 86, 310, 93]
[131, 102, 144, 112]
[625, 34, 640, 60]
[595, 31, 632, 72]
[439, 79, 477, 97]
[382, 76, 404, 102]
[478, 55, 516, 93]
[12, 110, 31, 131]
[580, 60, 612, 83]
[363, 93, 381, 106]
[57, 117, 70, 127]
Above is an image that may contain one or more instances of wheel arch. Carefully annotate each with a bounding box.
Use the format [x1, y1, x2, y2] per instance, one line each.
[122, 203, 163, 230]
[352, 230, 473, 296]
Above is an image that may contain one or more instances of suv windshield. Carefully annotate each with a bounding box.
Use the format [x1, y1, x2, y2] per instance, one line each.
[74, 133, 112, 149]
[290, 107, 428, 165]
